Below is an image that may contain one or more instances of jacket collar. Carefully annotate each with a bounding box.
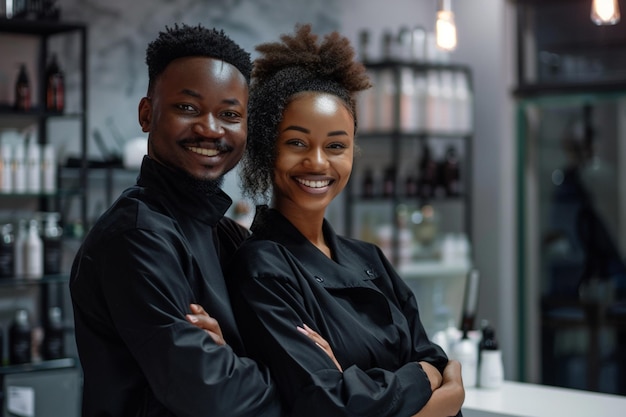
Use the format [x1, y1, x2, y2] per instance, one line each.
[250, 206, 379, 287]
[136, 156, 232, 226]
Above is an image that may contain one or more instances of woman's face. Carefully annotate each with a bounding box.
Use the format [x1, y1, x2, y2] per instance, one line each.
[273, 92, 354, 217]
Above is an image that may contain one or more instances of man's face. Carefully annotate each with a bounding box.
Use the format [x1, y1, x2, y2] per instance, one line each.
[139, 56, 248, 181]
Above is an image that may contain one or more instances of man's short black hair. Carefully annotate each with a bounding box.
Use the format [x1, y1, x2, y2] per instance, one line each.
[145, 23, 252, 92]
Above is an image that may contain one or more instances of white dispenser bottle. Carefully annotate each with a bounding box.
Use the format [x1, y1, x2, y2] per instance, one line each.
[479, 325, 504, 389]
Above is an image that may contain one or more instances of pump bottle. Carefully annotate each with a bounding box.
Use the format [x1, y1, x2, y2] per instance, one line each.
[478, 324, 504, 388]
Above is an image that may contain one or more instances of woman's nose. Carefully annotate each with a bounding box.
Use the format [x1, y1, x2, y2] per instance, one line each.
[305, 147, 329, 168]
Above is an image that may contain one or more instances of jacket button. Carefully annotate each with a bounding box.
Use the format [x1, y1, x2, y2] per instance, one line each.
[314, 276, 324, 283]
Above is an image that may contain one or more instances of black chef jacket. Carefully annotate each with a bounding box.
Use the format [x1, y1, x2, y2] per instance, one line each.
[69, 157, 282, 417]
[226, 207, 450, 417]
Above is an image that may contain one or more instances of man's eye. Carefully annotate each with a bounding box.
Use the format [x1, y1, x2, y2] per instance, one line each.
[222, 110, 241, 119]
[177, 104, 195, 112]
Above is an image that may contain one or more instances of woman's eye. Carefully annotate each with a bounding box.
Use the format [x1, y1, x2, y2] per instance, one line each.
[328, 142, 348, 150]
[286, 139, 306, 147]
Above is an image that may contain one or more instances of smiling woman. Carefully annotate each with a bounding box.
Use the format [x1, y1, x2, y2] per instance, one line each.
[196, 24, 465, 417]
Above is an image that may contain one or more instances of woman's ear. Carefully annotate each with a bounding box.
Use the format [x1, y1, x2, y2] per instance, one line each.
[138, 97, 152, 132]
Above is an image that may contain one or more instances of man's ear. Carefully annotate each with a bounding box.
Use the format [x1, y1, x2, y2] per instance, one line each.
[138, 97, 152, 132]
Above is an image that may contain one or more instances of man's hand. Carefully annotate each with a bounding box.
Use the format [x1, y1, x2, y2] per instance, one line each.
[186, 303, 226, 346]
[297, 324, 343, 372]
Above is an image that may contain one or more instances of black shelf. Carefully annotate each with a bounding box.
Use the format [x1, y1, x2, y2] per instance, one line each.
[0, 274, 69, 288]
[0, 18, 85, 35]
[0, 358, 76, 375]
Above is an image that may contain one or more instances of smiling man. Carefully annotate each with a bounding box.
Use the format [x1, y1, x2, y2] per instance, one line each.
[69, 24, 282, 417]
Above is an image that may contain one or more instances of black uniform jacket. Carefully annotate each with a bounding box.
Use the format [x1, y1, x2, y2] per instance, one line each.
[69, 157, 282, 417]
[226, 206, 449, 417]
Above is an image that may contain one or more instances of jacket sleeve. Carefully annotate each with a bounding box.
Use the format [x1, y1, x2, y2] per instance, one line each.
[92, 229, 282, 417]
[375, 246, 450, 374]
[228, 243, 434, 417]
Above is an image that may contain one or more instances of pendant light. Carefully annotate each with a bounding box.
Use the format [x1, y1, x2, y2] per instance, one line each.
[436, 0, 457, 51]
[591, 0, 621, 25]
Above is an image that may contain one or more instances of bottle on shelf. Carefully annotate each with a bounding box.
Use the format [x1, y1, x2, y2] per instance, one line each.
[41, 143, 57, 194]
[454, 70, 473, 134]
[440, 144, 461, 197]
[399, 67, 418, 131]
[358, 29, 371, 63]
[26, 141, 41, 193]
[357, 72, 377, 132]
[382, 166, 396, 198]
[9, 309, 33, 365]
[45, 54, 65, 113]
[13, 218, 27, 278]
[23, 218, 43, 279]
[425, 70, 442, 132]
[410, 26, 426, 62]
[404, 170, 418, 198]
[14, 63, 32, 112]
[0, 223, 15, 278]
[43, 212, 63, 275]
[1, 142, 13, 193]
[417, 143, 438, 199]
[12, 142, 27, 193]
[376, 67, 396, 131]
[42, 306, 65, 360]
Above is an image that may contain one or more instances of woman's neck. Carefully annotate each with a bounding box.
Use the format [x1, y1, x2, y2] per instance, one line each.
[271, 202, 331, 257]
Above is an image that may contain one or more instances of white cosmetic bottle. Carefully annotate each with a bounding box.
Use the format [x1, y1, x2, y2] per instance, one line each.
[478, 325, 504, 389]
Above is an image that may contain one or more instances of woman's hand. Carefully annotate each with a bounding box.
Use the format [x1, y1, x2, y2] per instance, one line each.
[419, 361, 443, 391]
[185, 303, 226, 346]
[411, 360, 465, 417]
[297, 324, 343, 372]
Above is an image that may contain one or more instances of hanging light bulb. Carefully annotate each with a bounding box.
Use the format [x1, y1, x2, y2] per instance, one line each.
[591, 0, 621, 25]
[436, 0, 457, 51]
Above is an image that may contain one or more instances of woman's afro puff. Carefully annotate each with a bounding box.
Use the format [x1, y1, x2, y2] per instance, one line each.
[242, 24, 372, 202]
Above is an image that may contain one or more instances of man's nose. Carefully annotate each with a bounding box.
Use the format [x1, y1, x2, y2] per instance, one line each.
[194, 113, 224, 137]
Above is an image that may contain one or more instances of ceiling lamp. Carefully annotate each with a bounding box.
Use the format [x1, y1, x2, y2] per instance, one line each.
[436, 0, 457, 51]
[591, 0, 621, 25]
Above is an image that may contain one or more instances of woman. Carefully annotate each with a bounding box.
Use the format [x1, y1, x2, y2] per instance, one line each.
[191, 24, 464, 417]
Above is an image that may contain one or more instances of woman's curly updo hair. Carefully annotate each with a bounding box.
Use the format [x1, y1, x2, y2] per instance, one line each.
[145, 23, 252, 94]
[241, 24, 372, 203]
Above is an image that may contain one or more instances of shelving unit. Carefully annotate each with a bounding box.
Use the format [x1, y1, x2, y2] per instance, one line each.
[0, 18, 87, 416]
[345, 60, 474, 266]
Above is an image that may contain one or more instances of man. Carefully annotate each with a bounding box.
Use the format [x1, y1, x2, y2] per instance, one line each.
[69, 24, 282, 417]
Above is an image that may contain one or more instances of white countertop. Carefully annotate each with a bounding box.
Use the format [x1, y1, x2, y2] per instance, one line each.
[462, 381, 626, 417]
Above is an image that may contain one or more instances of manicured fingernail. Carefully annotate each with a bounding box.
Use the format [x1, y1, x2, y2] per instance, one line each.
[186, 315, 198, 323]
[297, 326, 308, 335]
